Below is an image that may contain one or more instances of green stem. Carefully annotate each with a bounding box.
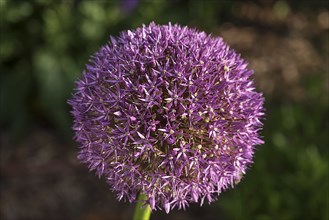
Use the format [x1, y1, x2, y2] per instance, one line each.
[133, 193, 151, 220]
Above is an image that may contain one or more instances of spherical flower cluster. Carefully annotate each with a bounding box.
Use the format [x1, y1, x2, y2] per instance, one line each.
[68, 22, 264, 213]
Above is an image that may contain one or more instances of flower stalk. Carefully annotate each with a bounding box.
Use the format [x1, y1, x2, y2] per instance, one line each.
[133, 193, 151, 220]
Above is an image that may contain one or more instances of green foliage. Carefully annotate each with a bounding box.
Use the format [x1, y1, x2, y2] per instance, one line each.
[1, 0, 123, 138]
[218, 99, 329, 220]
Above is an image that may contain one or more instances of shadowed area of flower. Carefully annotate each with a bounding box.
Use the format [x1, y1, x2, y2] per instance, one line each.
[68, 22, 265, 213]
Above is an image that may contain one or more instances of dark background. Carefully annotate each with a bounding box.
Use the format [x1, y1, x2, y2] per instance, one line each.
[1, 0, 328, 219]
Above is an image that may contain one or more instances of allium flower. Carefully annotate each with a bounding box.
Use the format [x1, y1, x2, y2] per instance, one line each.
[120, 0, 139, 15]
[68, 22, 264, 213]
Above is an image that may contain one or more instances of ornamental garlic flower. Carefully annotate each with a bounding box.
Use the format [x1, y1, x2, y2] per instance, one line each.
[68, 22, 264, 213]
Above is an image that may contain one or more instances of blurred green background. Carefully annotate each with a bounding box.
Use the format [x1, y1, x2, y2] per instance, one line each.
[0, 0, 328, 220]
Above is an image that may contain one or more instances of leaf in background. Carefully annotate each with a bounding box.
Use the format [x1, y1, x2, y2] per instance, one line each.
[0, 70, 31, 140]
[33, 50, 73, 138]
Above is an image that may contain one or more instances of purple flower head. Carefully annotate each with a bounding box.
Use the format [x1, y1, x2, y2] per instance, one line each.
[120, 0, 139, 15]
[68, 22, 264, 213]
